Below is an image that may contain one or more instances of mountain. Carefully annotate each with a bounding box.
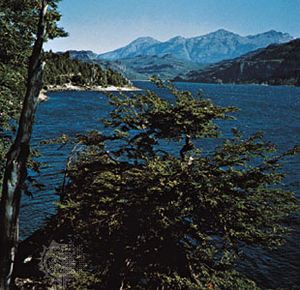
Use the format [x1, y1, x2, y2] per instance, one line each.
[174, 39, 300, 86]
[98, 29, 293, 64]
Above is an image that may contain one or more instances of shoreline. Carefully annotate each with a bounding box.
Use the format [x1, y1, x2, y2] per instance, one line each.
[38, 83, 141, 102]
[46, 83, 142, 92]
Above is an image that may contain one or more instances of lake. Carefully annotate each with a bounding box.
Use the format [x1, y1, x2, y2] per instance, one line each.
[21, 81, 300, 289]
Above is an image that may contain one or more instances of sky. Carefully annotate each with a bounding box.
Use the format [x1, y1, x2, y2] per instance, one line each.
[45, 0, 300, 53]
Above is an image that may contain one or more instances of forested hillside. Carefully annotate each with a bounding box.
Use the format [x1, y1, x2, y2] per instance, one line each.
[44, 52, 129, 87]
[175, 39, 300, 86]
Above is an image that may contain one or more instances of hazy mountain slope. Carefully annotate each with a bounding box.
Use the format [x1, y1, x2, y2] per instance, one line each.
[66, 52, 205, 80]
[98, 29, 293, 64]
[101, 55, 206, 80]
[174, 39, 300, 86]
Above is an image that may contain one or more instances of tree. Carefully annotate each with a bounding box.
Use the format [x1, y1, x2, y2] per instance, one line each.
[59, 82, 298, 289]
[0, 1, 65, 288]
[0, 0, 66, 189]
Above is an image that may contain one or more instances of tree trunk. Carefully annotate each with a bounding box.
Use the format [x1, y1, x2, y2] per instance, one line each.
[0, 1, 48, 289]
[180, 132, 193, 161]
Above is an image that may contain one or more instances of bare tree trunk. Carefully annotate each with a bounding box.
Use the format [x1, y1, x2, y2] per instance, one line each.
[0, 1, 48, 289]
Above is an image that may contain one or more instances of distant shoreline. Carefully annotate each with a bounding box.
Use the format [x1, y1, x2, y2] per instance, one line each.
[173, 80, 300, 88]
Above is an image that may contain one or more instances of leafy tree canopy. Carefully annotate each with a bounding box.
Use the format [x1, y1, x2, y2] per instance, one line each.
[58, 82, 298, 289]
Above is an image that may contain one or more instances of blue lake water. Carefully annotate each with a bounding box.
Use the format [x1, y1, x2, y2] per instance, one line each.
[21, 82, 300, 289]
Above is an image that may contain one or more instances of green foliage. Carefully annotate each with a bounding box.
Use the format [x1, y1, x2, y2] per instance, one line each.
[43, 52, 129, 88]
[104, 83, 237, 160]
[59, 83, 298, 289]
[0, 0, 66, 66]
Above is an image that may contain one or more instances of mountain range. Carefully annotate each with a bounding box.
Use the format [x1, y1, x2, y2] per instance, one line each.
[66, 29, 293, 80]
[174, 39, 300, 86]
[98, 29, 293, 64]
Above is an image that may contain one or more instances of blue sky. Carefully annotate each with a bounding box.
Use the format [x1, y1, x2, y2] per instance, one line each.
[45, 0, 300, 53]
